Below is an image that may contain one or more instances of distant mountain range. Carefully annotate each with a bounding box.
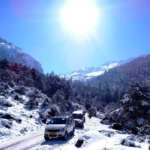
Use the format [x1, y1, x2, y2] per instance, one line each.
[67, 62, 120, 80]
[0, 37, 43, 72]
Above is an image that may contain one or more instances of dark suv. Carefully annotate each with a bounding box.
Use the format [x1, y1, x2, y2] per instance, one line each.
[44, 116, 75, 140]
[72, 110, 85, 129]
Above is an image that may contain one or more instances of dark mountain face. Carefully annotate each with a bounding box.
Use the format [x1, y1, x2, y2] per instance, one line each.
[0, 38, 43, 72]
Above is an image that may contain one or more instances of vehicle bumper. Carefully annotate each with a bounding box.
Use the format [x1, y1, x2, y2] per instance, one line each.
[44, 132, 65, 139]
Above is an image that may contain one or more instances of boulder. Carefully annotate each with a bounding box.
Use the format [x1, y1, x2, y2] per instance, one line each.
[111, 123, 123, 130]
[75, 138, 84, 148]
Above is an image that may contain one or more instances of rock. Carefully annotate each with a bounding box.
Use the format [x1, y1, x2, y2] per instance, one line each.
[0, 112, 22, 123]
[14, 86, 26, 95]
[131, 127, 139, 135]
[0, 98, 12, 107]
[15, 117, 22, 123]
[0, 119, 12, 129]
[121, 139, 141, 148]
[20, 127, 28, 134]
[0, 112, 15, 120]
[111, 123, 123, 130]
[75, 138, 84, 148]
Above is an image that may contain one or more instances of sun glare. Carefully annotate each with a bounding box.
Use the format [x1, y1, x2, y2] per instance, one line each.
[59, 0, 100, 39]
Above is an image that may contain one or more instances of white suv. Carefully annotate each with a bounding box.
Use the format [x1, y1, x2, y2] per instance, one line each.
[44, 116, 75, 140]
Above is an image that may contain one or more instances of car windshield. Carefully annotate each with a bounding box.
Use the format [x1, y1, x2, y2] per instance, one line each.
[48, 118, 67, 124]
[73, 114, 83, 119]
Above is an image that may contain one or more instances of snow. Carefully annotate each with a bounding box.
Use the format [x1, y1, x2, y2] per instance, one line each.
[0, 42, 12, 49]
[73, 110, 84, 114]
[103, 62, 119, 70]
[31, 115, 149, 150]
[86, 70, 105, 78]
[0, 95, 44, 144]
[85, 63, 119, 79]
[66, 62, 120, 81]
[70, 72, 80, 77]
[0, 42, 5, 45]
[0, 95, 149, 150]
[0, 91, 148, 150]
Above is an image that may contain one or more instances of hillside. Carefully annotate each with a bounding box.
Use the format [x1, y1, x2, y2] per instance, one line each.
[71, 55, 150, 110]
[0, 59, 74, 140]
[0, 38, 43, 72]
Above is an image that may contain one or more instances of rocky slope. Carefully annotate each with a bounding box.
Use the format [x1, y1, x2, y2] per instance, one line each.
[0, 82, 44, 140]
[0, 37, 43, 72]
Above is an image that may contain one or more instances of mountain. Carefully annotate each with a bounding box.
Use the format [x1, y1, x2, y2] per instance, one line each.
[0, 37, 43, 72]
[67, 62, 120, 80]
[70, 54, 150, 110]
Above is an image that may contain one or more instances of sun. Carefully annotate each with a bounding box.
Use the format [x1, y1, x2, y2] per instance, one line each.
[59, 0, 100, 39]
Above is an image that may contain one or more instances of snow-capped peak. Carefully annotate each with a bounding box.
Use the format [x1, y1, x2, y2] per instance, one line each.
[67, 62, 120, 81]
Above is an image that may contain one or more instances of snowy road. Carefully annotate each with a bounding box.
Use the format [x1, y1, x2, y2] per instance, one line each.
[0, 116, 149, 150]
[0, 132, 44, 150]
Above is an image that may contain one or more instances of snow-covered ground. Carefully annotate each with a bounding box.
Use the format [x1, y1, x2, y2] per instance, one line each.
[0, 94, 149, 150]
[0, 101, 149, 150]
[31, 115, 149, 150]
[0, 95, 44, 144]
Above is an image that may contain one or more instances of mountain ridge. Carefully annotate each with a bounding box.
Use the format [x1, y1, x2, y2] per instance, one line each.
[0, 37, 43, 72]
[66, 62, 120, 80]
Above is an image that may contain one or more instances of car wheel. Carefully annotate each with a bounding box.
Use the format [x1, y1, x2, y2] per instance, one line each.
[63, 132, 68, 140]
[44, 135, 49, 141]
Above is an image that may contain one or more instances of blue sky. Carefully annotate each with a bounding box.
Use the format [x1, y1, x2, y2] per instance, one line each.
[0, 0, 150, 74]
